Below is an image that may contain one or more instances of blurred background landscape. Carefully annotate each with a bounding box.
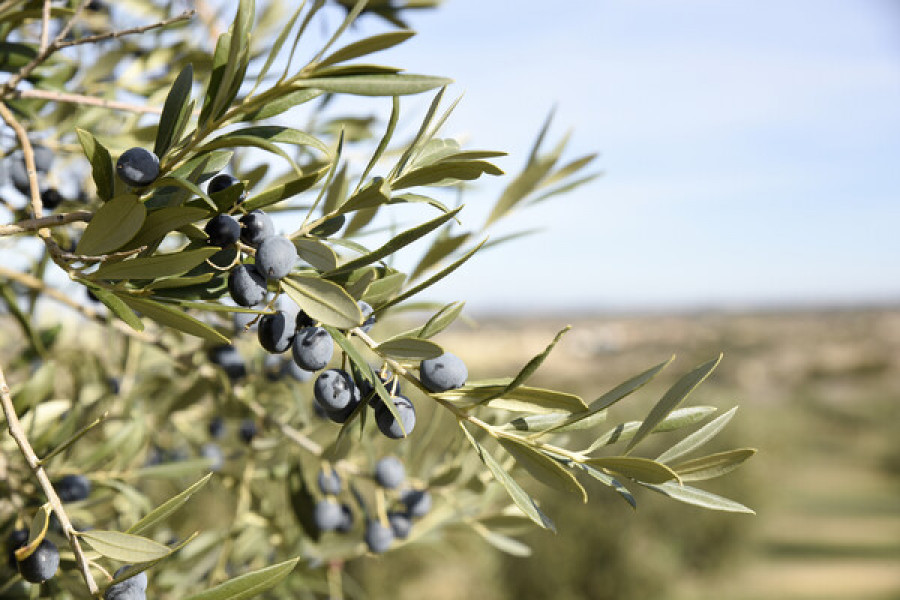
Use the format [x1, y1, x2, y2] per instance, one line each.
[335, 3, 900, 596]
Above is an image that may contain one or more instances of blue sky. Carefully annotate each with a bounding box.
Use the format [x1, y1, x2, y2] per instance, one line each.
[335, 0, 900, 313]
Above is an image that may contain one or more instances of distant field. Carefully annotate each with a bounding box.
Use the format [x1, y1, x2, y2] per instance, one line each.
[357, 308, 900, 600]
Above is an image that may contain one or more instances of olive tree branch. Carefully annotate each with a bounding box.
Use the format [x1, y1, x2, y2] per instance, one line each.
[54, 10, 195, 50]
[10, 89, 166, 115]
[40, 0, 51, 51]
[0, 210, 92, 236]
[242, 395, 322, 456]
[0, 101, 84, 271]
[0, 102, 47, 226]
[0, 365, 100, 596]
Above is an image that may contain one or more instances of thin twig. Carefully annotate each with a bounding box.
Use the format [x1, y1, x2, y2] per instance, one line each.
[0, 210, 92, 236]
[244, 397, 322, 455]
[12, 89, 165, 115]
[0, 10, 195, 96]
[54, 10, 195, 50]
[40, 0, 51, 51]
[0, 365, 100, 596]
[54, 244, 148, 265]
[55, 0, 90, 44]
[0, 103, 45, 225]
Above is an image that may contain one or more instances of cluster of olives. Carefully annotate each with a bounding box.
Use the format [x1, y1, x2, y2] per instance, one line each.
[313, 456, 432, 555]
[3, 475, 92, 583]
[5, 475, 145, 596]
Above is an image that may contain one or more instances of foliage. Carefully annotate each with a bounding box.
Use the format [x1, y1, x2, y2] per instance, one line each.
[0, 1, 755, 598]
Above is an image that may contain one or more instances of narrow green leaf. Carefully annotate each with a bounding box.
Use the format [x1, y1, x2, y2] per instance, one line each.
[294, 238, 338, 272]
[88, 289, 144, 331]
[318, 30, 416, 68]
[308, 0, 368, 65]
[361, 271, 406, 305]
[572, 462, 636, 509]
[119, 296, 230, 344]
[288, 463, 321, 542]
[585, 406, 719, 453]
[343, 266, 377, 299]
[40, 414, 107, 464]
[498, 437, 587, 501]
[435, 384, 586, 414]
[0, 42, 38, 72]
[673, 448, 757, 482]
[540, 153, 599, 189]
[199, 31, 232, 126]
[641, 482, 755, 514]
[254, 2, 306, 88]
[104, 535, 195, 590]
[409, 232, 469, 281]
[182, 559, 299, 600]
[543, 358, 674, 435]
[75, 128, 114, 202]
[243, 168, 327, 211]
[391, 86, 445, 179]
[149, 176, 216, 212]
[418, 301, 465, 338]
[586, 456, 679, 485]
[243, 89, 324, 120]
[78, 530, 170, 562]
[296, 73, 452, 96]
[392, 160, 503, 189]
[337, 176, 391, 214]
[282, 275, 362, 328]
[500, 326, 570, 397]
[136, 458, 219, 479]
[76, 194, 146, 255]
[625, 355, 722, 454]
[473, 527, 531, 557]
[375, 337, 443, 360]
[155, 64, 194, 158]
[656, 406, 740, 464]
[127, 474, 213, 536]
[356, 95, 399, 192]
[146, 273, 215, 290]
[376, 238, 484, 311]
[529, 173, 602, 206]
[210, 0, 255, 121]
[16, 505, 50, 561]
[485, 156, 556, 228]
[197, 126, 330, 158]
[506, 410, 607, 435]
[323, 164, 350, 215]
[125, 207, 210, 250]
[91, 248, 218, 280]
[459, 424, 555, 532]
[327, 207, 461, 276]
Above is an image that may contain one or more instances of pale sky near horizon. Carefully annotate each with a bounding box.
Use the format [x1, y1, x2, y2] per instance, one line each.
[337, 0, 900, 313]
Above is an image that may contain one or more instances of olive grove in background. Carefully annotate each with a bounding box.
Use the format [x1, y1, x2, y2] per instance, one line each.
[0, 1, 755, 598]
